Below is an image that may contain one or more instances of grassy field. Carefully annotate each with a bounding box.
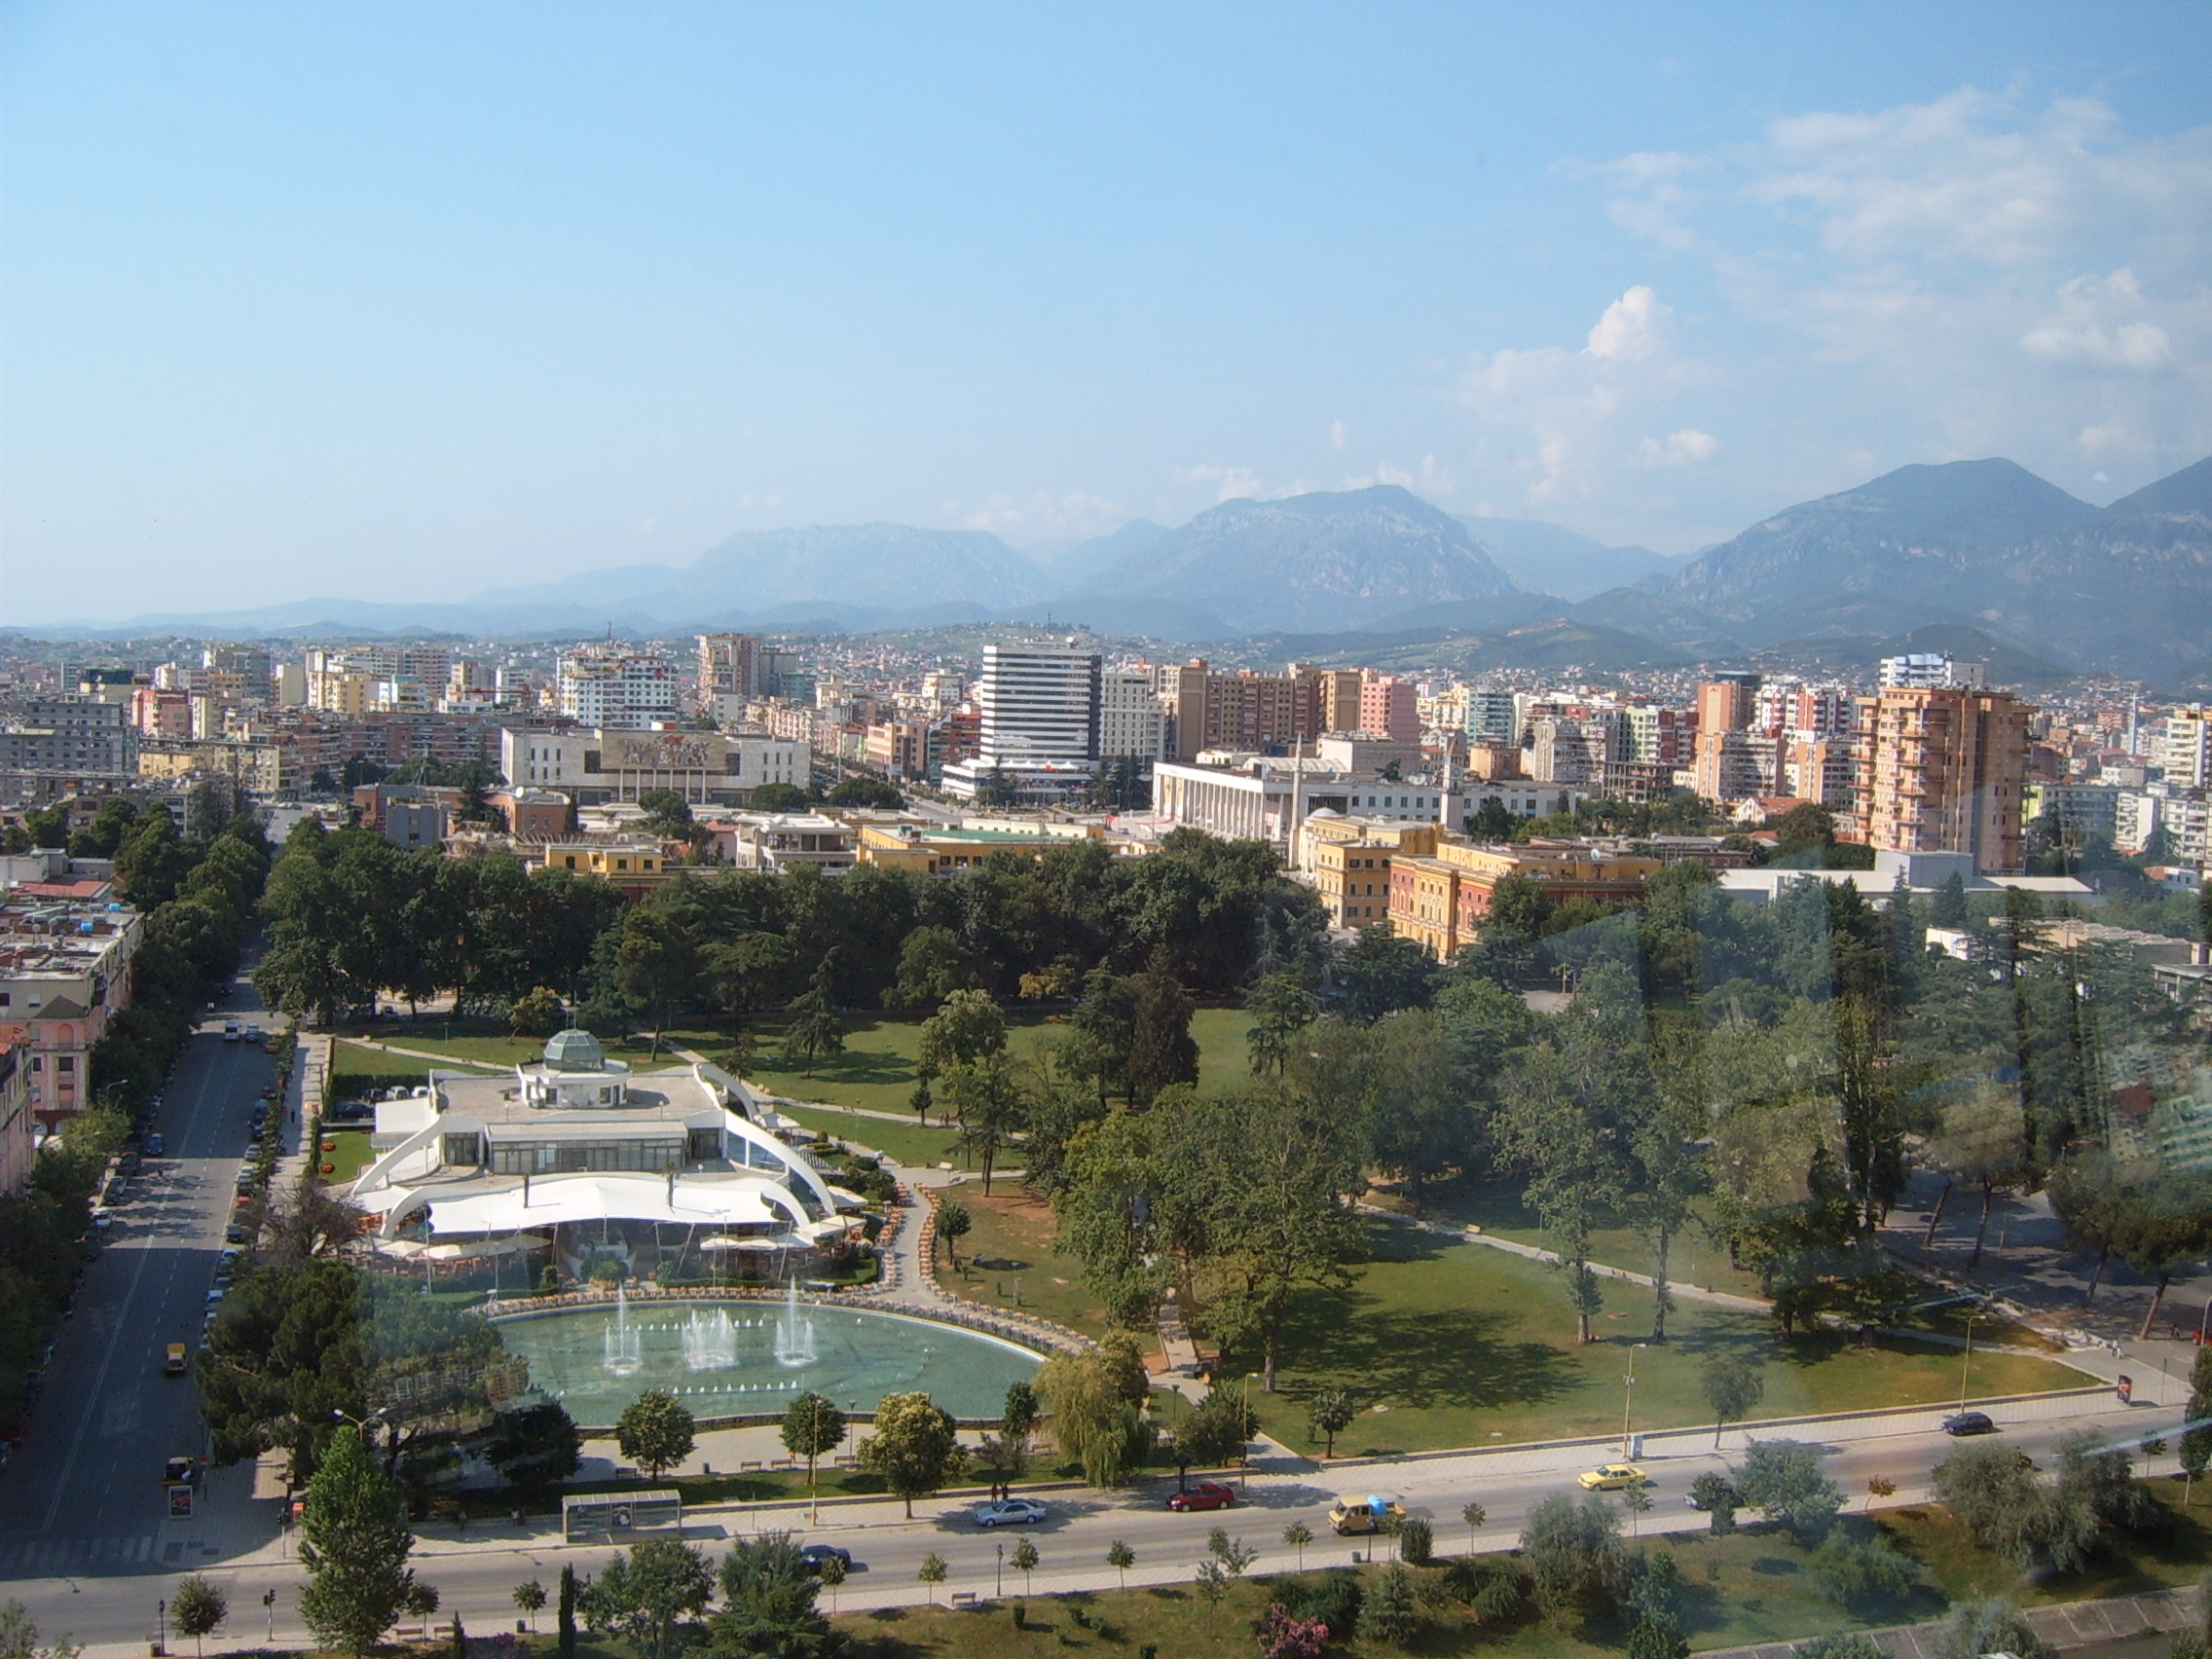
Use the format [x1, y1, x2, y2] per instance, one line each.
[1888, 1473, 2212, 1604]
[1226, 1218, 2088, 1458]
[938, 1189, 1108, 1338]
[313, 1126, 374, 1184]
[777, 1101, 972, 1171]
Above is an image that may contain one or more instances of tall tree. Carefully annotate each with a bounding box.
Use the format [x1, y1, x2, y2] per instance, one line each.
[1124, 955, 1198, 1106]
[298, 1425, 417, 1658]
[578, 1539, 713, 1659]
[858, 1392, 966, 1517]
[779, 1393, 847, 1525]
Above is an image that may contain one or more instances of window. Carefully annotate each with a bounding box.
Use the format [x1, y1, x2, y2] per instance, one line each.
[56, 1056, 73, 1074]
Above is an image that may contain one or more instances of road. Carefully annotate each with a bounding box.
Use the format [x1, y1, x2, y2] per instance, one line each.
[0, 969, 278, 1588]
[0, 1376, 2174, 1650]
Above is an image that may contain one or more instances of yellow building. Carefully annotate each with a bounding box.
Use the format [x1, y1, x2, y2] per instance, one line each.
[530, 840, 674, 899]
[856, 820, 1112, 876]
[1306, 817, 1440, 928]
[1387, 837, 1665, 961]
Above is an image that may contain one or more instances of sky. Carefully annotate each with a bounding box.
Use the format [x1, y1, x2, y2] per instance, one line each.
[3, 2, 2210, 624]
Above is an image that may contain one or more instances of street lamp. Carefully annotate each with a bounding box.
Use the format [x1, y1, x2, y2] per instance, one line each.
[995, 1540, 1005, 1601]
[1621, 1343, 1648, 1458]
[1958, 1313, 1979, 1412]
[331, 1407, 388, 1448]
[158, 1600, 166, 1656]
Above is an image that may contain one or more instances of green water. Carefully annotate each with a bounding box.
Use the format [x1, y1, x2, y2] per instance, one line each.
[493, 1300, 1041, 1427]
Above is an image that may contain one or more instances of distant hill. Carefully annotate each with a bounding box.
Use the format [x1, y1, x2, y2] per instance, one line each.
[1062, 485, 1516, 634]
[1456, 515, 1680, 601]
[1743, 624, 2071, 690]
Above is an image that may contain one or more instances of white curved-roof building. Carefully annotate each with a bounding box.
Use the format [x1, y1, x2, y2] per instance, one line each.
[349, 1030, 855, 1278]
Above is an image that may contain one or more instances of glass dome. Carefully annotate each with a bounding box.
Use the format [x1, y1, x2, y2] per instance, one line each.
[542, 1028, 608, 1072]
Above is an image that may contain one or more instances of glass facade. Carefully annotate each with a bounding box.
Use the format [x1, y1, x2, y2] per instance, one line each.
[489, 1137, 686, 1175]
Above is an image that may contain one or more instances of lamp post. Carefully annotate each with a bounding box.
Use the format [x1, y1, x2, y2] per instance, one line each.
[995, 1540, 1005, 1601]
[1958, 1313, 1979, 1412]
[264, 1589, 277, 1641]
[1621, 1343, 1648, 1458]
[158, 1599, 166, 1656]
[332, 1407, 388, 1452]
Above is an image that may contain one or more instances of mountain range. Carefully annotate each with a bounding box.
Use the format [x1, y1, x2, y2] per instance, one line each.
[33, 456, 2212, 688]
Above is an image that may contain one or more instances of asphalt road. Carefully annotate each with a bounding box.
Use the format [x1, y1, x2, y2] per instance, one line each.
[0, 1381, 2174, 1649]
[0, 971, 277, 1576]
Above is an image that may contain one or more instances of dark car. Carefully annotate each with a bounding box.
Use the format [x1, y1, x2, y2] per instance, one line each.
[1166, 1480, 1238, 1513]
[1942, 1411, 1998, 1436]
[798, 1544, 852, 1574]
[225, 1223, 251, 1244]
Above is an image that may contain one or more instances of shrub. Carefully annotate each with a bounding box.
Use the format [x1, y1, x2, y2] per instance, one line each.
[1271, 1571, 1361, 1638]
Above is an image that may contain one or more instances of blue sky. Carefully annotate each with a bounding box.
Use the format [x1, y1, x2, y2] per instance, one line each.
[4, 2, 2210, 623]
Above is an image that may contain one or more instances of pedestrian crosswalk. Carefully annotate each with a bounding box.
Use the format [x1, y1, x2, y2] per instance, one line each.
[0, 1532, 157, 1575]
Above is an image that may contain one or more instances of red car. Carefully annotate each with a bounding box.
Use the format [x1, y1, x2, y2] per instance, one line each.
[1166, 1481, 1237, 1513]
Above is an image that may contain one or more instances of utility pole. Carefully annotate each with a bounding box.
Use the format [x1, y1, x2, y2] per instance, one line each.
[1621, 1343, 1647, 1457]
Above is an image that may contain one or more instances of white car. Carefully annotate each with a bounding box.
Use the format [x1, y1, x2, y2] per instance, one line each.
[973, 1498, 1048, 1528]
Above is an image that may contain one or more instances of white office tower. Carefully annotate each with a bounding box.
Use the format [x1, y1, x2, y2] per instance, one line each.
[943, 641, 1101, 800]
[2161, 707, 2211, 791]
[1466, 687, 1518, 746]
[558, 647, 681, 730]
[1099, 669, 1166, 760]
[1878, 653, 1986, 690]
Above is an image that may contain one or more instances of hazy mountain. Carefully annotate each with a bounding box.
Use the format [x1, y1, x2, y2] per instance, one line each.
[469, 523, 1050, 622]
[1063, 485, 1516, 634]
[1039, 519, 1169, 588]
[1456, 515, 1680, 601]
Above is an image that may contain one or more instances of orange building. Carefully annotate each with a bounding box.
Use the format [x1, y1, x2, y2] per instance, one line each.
[1849, 686, 2032, 872]
[1387, 839, 1663, 961]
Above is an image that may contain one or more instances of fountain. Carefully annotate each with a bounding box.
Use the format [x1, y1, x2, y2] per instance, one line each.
[772, 1279, 818, 1368]
[602, 1284, 642, 1377]
[681, 1307, 738, 1372]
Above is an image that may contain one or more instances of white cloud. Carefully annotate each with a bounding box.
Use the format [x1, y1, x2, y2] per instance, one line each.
[1176, 463, 1268, 502]
[737, 491, 786, 509]
[1342, 455, 1457, 496]
[1592, 88, 2212, 486]
[1329, 421, 1349, 451]
[1587, 286, 1669, 360]
[960, 490, 1125, 544]
[1634, 429, 1721, 466]
[1455, 286, 1714, 510]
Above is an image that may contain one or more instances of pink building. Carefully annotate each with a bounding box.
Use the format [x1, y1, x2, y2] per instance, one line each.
[1359, 675, 1419, 744]
[0, 1045, 30, 1196]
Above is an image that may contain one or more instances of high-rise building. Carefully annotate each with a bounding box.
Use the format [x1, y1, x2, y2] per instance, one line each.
[558, 648, 680, 730]
[1466, 687, 1519, 746]
[1851, 686, 2032, 872]
[1691, 674, 1761, 800]
[2160, 707, 2212, 791]
[1358, 674, 1419, 744]
[697, 633, 759, 701]
[977, 642, 1100, 765]
[1878, 653, 1986, 690]
[1099, 670, 1166, 760]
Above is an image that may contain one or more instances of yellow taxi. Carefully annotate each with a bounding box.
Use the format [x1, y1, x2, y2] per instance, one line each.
[1576, 1462, 1647, 1492]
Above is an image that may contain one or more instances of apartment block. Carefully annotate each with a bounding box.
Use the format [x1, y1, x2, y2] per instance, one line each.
[0, 696, 140, 776]
[1850, 686, 2032, 872]
[697, 633, 760, 702]
[558, 649, 681, 730]
[1099, 670, 1166, 761]
[2161, 708, 2212, 791]
[0, 886, 143, 1131]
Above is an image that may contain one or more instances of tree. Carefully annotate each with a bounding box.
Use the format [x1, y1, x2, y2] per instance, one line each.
[1931, 1598, 2058, 1659]
[1930, 871, 1971, 929]
[1699, 1351, 1766, 1449]
[935, 1195, 972, 1271]
[780, 1392, 847, 1523]
[558, 1564, 578, 1659]
[1245, 974, 1317, 1078]
[1308, 1387, 1356, 1458]
[487, 1400, 584, 1490]
[1793, 1636, 1886, 1659]
[1124, 955, 1198, 1105]
[1258, 1602, 1330, 1659]
[940, 1051, 1025, 1195]
[1626, 1613, 1689, 1659]
[1691, 1474, 1738, 1534]
[1171, 1385, 1255, 1490]
[2120, 1178, 2212, 1340]
[779, 950, 846, 1076]
[917, 988, 1007, 1077]
[0, 1601, 85, 1659]
[710, 1530, 836, 1656]
[1399, 1516, 1434, 1567]
[616, 1390, 696, 1480]
[1521, 1493, 1628, 1620]
[512, 1581, 546, 1633]
[1283, 1522, 1312, 1571]
[1809, 1531, 1918, 1610]
[169, 1577, 228, 1659]
[578, 1538, 714, 1659]
[1461, 1502, 1488, 1549]
[1001, 1380, 1040, 1475]
[1107, 1538, 1134, 1589]
[1357, 1566, 1420, 1645]
[858, 1391, 966, 1517]
[508, 986, 566, 1037]
[1338, 925, 1438, 1023]
[1733, 1440, 1843, 1541]
[1010, 1537, 1039, 1599]
[916, 1553, 947, 1604]
[1035, 1348, 1153, 1487]
[816, 1553, 846, 1617]
[610, 905, 703, 1058]
[298, 1424, 416, 1657]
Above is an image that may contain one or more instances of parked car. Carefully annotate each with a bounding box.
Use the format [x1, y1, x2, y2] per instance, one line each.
[225, 1224, 250, 1244]
[1577, 1463, 1647, 1492]
[145, 1133, 165, 1156]
[972, 1498, 1048, 1528]
[1327, 1494, 1406, 1535]
[797, 1544, 852, 1574]
[1942, 1411, 1998, 1436]
[1166, 1480, 1237, 1513]
[223, 1020, 240, 1042]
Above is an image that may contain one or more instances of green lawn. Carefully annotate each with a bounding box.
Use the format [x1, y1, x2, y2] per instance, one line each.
[939, 1189, 1110, 1339]
[1888, 1474, 2212, 1604]
[829, 1516, 1954, 1656]
[777, 1101, 972, 1171]
[1225, 1218, 2088, 1458]
[314, 1126, 374, 1185]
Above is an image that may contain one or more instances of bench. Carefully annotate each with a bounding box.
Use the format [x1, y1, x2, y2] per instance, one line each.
[948, 1592, 978, 1607]
[740, 1459, 763, 1471]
